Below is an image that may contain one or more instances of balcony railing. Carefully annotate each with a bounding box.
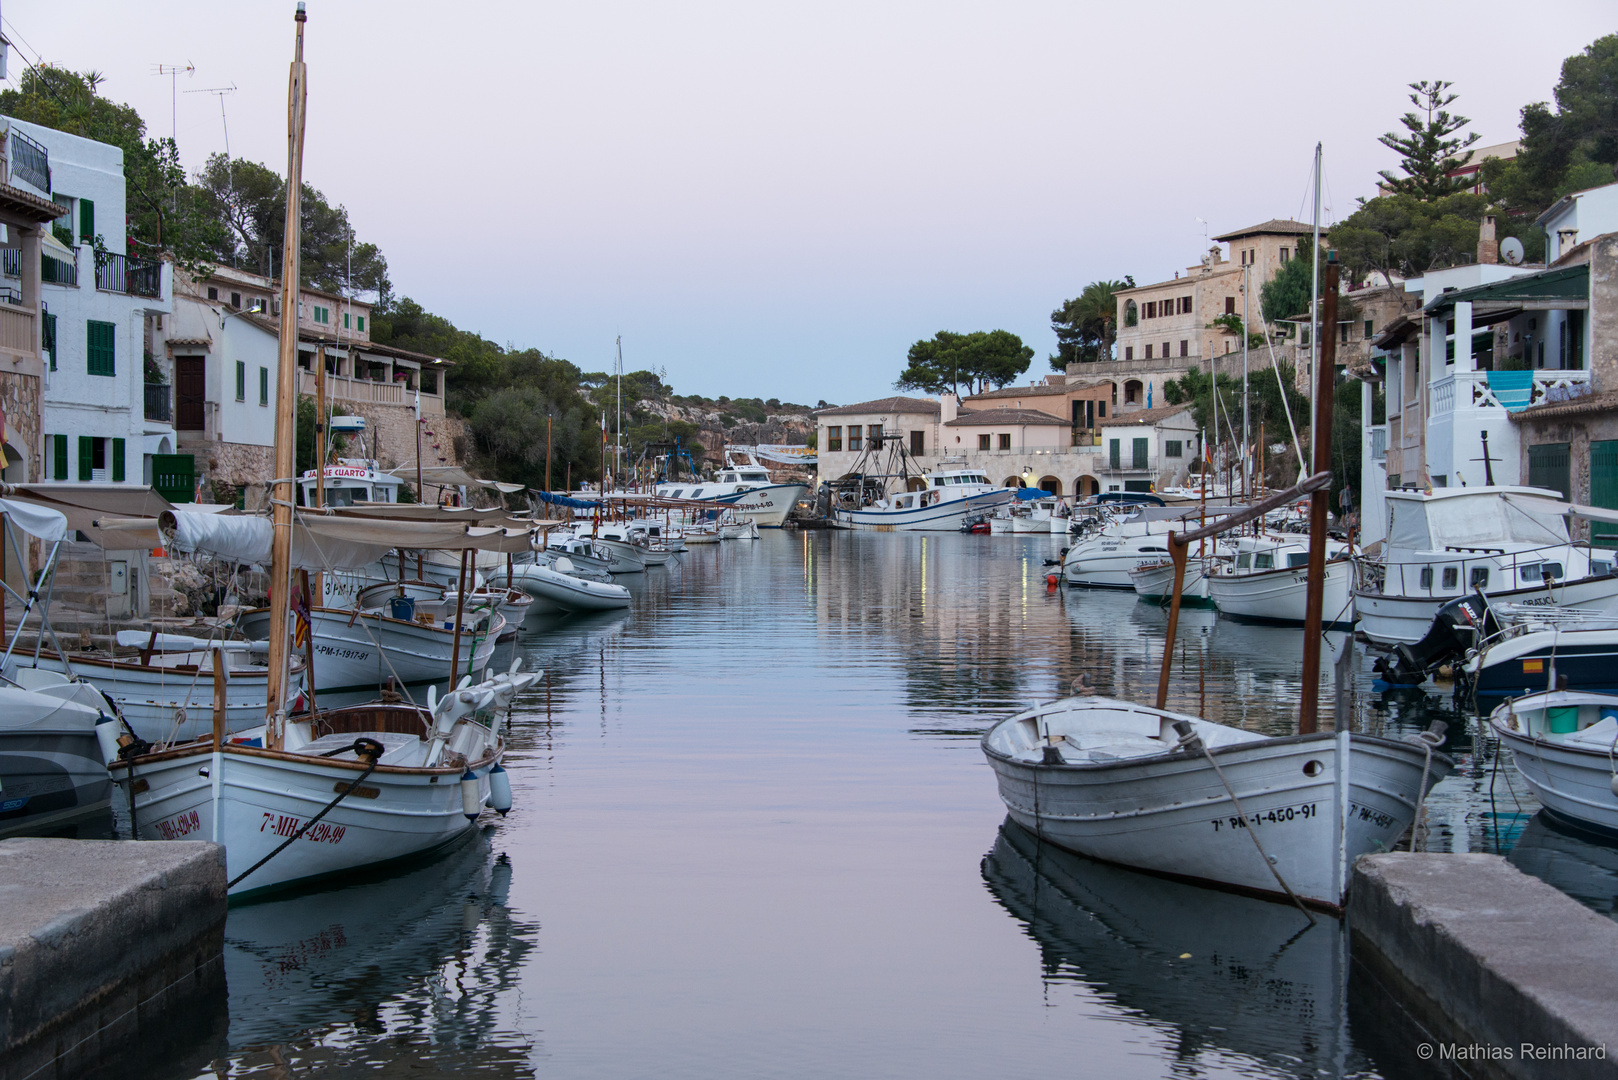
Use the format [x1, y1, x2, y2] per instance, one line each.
[0, 248, 15, 278]
[0, 247, 78, 286]
[1430, 369, 1593, 414]
[145, 383, 172, 423]
[9, 129, 50, 193]
[95, 253, 163, 298]
[0, 304, 35, 357]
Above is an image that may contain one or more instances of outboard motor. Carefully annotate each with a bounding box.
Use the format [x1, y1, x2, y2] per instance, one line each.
[1383, 592, 1499, 682]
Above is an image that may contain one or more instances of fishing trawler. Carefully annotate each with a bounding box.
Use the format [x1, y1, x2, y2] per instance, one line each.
[654, 450, 806, 527]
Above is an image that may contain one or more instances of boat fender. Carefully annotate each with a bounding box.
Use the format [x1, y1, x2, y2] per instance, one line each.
[486, 763, 513, 815]
[95, 713, 122, 766]
[1046, 573, 1059, 589]
[461, 769, 481, 820]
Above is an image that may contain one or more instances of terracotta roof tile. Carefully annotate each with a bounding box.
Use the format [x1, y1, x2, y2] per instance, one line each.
[814, 395, 940, 417]
[944, 407, 1068, 427]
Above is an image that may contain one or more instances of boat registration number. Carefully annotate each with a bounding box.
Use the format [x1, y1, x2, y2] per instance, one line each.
[156, 809, 202, 840]
[315, 644, 372, 661]
[260, 812, 346, 844]
[1211, 802, 1318, 831]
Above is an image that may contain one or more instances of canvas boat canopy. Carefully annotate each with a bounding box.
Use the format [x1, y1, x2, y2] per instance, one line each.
[0, 484, 228, 549]
[389, 465, 525, 494]
[160, 509, 539, 571]
[0, 497, 68, 543]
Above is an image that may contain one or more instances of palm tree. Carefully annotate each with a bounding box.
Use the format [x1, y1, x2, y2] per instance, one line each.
[1071, 278, 1133, 363]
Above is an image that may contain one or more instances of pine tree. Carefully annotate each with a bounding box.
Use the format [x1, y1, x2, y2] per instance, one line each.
[1377, 80, 1483, 202]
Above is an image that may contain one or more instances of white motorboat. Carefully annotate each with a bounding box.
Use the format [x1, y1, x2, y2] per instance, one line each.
[720, 518, 760, 540]
[508, 555, 632, 612]
[681, 524, 721, 545]
[26, 633, 307, 743]
[108, 663, 537, 896]
[834, 465, 1017, 532]
[981, 696, 1449, 910]
[1207, 537, 1355, 627]
[1062, 507, 1200, 588]
[0, 667, 120, 834]
[654, 451, 807, 528]
[1490, 691, 1618, 836]
[236, 603, 504, 694]
[569, 523, 648, 574]
[596, 521, 670, 565]
[1354, 486, 1618, 645]
[988, 510, 1017, 535]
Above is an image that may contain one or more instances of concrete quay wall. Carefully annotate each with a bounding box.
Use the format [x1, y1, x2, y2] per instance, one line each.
[1349, 852, 1618, 1080]
[0, 839, 227, 1080]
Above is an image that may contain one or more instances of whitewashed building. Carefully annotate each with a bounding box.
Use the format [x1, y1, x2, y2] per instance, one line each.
[1096, 405, 1198, 493]
[2, 117, 172, 489]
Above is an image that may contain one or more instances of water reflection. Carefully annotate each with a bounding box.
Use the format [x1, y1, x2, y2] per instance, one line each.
[982, 818, 1368, 1078]
[207, 829, 538, 1077]
[1508, 812, 1618, 918]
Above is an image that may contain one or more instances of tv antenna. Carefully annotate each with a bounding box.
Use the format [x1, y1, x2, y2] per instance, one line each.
[150, 62, 195, 145]
[185, 83, 237, 162]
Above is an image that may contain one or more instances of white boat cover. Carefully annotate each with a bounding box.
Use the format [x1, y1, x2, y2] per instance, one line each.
[113, 630, 266, 651]
[161, 510, 538, 570]
[0, 497, 67, 543]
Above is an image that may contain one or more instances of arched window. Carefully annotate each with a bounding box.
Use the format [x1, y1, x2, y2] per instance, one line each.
[1037, 476, 1061, 496]
[1124, 379, 1143, 404]
[1124, 300, 1138, 327]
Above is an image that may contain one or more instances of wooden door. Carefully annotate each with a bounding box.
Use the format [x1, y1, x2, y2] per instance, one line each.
[176, 356, 205, 431]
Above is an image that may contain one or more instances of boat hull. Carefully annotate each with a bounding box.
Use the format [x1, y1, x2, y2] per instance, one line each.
[1209, 558, 1354, 627]
[1128, 560, 1211, 604]
[236, 607, 502, 693]
[1469, 630, 1618, 700]
[837, 489, 1016, 532]
[1355, 573, 1618, 645]
[507, 562, 632, 612]
[982, 700, 1448, 909]
[111, 741, 497, 896]
[1491, 693, 1618, 836]
[655, 482, 807, 527]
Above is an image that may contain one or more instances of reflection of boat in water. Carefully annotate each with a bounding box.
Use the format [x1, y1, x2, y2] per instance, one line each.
[981, 819, 1367, 1075]
[223, 829, 536, 1061]
[1507, 811, 1618, 919]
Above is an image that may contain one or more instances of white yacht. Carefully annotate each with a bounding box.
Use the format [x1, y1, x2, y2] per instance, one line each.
[1354, 487, 1618, 645]
[1061, 507, 1201, 588]
[655, 452, 806, 528]
[296, 458, 404, 507]
[834, 466, 1016, 532]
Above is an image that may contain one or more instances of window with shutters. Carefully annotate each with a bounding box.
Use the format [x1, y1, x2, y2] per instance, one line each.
[235, 361, 246, 401]
[1528, 442, 1571, 501]
[207, 286, 218, 301]
[910, 430, 925, 455]
[260, 367, 269, 406]
[231, 292, 242, 309]
[1280, 247, 1290, 263]
[112, 438, 125, 483]
[1109, 439, 1120, 469]
[1180, 340, 1188, 357]
[998, 433, 1011, 450]
[1132, 438, 1148, 469]
[827, 426, 841, 452]
[1165, 440, 1182, 458]
[343, 312, 351, 329]
[52, 434, 68, 480]
[357, 316, 366, 332]
[43, 312, 56, 371]
[1124, 346, 1134, 361]
[79, 198, 95, 242]
[1225, 296, 1236, 315]
[977, 433, 990, 450]
[86, 320, 115, 376]
[1145, 344, 1153, 359]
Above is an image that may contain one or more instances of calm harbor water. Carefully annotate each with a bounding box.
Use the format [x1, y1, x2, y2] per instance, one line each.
[123, 529, 1606, 1078]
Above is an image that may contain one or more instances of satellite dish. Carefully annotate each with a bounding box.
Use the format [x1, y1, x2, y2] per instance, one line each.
[1501, 237, 1525, 265]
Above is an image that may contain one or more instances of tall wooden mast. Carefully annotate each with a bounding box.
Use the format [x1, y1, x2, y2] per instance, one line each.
[264, 2, 309, 749]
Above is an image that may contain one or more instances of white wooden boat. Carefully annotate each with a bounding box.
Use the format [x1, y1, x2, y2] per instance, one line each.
[1353, 486, 1618, 645]
[569, 524, 647, 573]
[681, 525, 721, 545]
[26, 634, 306, 743]
[720, 518, 760, 540]
[235, 605, 504, 693]
[1490, 690, 1618, 836]
[1129, 558, 1213, 605]
[1207, 537, 1354, 627]
[108, 663, 538, 896]
[1062, 509, 1198, 588]
[982, 696, 1449, 909]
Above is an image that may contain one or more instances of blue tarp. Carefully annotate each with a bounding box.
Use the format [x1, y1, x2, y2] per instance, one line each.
[1015, 488, 1052, 500]
[532, 490, 600, 510]
[1487, 370, 1534, 412]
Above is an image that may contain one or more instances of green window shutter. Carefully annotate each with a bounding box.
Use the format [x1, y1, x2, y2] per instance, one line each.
[259, 366, 269, 406]
[112, 438, 125, 483]
[53, 434, 67, 481]
[42, 313, 57, 370]
[357, 316, 365, 332]
[1591, 441, 1618, 549]
[86, 320, 116, 376]
[235, 361, 246, 400]
[1528, 442, 1571, 501]
[1133, 438, 1149, 469]
[1109, 439, 1120, 469]
[78, 436, 94, 481]
[79, 198, 95, 242]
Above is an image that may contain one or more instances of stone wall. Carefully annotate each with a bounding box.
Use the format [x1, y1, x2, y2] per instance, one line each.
[0, 370, 41, 482]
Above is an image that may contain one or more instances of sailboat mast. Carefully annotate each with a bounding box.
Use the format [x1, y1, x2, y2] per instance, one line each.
[1298, 253, 1340, 736]
[264, 1, 309, 748]
[616, 336, 623, 487]
[1309, 142, 1322, 465]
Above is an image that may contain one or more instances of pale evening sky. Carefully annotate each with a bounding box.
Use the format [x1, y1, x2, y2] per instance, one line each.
[6, 1, 1614, 406]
